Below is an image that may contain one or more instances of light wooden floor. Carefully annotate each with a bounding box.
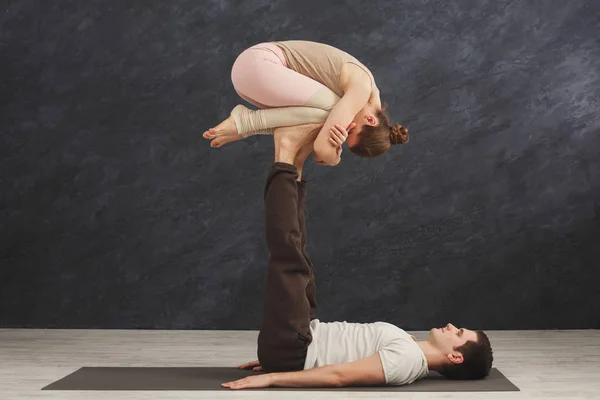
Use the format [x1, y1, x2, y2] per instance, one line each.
[1, 329, 599, 399]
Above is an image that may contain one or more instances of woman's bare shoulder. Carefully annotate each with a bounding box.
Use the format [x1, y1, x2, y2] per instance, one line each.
[340, 62, 373, 93]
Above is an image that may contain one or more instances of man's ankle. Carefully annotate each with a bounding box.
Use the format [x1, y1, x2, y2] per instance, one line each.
[275, 148, 297, 165]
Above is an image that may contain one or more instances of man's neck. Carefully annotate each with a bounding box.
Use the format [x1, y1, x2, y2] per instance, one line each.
[416, 341, 446, 372]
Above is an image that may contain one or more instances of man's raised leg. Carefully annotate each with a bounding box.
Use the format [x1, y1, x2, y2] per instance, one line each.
[298, 180, 317, 321]
[257, 124, 320, 373]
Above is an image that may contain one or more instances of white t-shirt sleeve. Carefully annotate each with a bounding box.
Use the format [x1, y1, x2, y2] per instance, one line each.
[378, 338, 427, 386]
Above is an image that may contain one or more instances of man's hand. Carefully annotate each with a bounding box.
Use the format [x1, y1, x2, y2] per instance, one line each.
[222, 372, 275, 390]
[238, 360, 263, 372]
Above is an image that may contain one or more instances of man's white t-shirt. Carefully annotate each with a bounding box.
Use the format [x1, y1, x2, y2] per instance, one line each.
[303, 319, 429, 385]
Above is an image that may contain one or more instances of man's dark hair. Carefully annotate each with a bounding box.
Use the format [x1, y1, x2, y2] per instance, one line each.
[439, 331, 493, 380]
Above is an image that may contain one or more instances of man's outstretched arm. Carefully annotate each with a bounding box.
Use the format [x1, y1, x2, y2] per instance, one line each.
[223, 353, 386, 390]
[273, 352, 386, 388]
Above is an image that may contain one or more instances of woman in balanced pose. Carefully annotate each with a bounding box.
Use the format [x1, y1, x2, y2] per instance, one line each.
[202, 40, 409, 164]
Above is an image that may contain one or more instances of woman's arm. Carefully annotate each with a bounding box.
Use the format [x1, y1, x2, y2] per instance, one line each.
[312, 84, 371, 165]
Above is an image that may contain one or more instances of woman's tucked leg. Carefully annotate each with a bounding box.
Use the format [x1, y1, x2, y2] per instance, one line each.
[229, 42, 340, 137]
[230, 103, 331, 138]
[202, 43, 341, 146]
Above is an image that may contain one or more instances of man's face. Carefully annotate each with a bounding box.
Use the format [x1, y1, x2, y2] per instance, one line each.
[428, 323, 478, 362]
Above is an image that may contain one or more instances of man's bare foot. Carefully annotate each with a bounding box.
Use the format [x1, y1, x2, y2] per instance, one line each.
[202, 116, 242, 148]
[291, 140, 315, 181]
[274, 123, 324, 155]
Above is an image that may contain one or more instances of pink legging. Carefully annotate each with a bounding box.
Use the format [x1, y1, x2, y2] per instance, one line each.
[231, 42, 335, 108]
[229, 43, 341, 137]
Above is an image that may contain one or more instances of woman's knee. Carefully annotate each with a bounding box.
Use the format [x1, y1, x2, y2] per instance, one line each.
[230, 51, 250, 92]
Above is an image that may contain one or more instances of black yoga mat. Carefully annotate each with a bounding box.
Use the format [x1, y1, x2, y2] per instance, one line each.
[42, 367, 519, 392]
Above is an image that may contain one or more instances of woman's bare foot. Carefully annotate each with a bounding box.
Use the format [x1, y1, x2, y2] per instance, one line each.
[202, 116, 242, 148]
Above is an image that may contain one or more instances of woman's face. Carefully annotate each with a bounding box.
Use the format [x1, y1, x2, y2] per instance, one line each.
[347, 131, 359, 148]
[348, 105, 379, 147]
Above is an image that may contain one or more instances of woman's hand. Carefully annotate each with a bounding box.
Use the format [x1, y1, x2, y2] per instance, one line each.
[328, 122, 356, 147]
[335, 143, 343, 159]
[315, 122, 355, 166]
[222, 373, 275, 390]
[238, 360, 263, 372]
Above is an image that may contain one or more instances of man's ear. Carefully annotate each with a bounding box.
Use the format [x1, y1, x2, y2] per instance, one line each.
[446, 352, 464, 365]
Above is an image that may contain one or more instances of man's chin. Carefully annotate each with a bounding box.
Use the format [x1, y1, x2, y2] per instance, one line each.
[429, 328, 442, 340]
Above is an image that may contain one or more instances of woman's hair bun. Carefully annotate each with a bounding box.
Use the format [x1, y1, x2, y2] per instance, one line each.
[390, 124, 409, 145]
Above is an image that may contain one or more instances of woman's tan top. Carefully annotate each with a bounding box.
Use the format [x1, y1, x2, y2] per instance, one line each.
[272, 40, 376, 98]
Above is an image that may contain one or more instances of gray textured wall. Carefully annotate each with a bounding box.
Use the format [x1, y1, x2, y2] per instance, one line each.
[1, 0, 599, 330]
